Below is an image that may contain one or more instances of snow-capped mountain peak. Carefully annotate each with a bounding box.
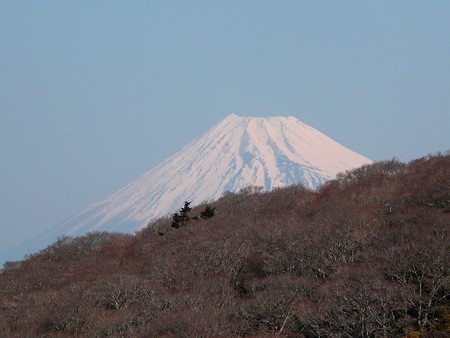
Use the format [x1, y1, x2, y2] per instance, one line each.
[43, 114, 372, 239]
[13, 114, 371, 253]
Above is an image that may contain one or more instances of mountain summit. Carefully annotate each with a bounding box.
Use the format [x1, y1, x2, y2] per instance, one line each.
[50, 114, 371, 237]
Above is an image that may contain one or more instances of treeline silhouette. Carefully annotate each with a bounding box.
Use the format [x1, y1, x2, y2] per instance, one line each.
[0, 153, 448, 337]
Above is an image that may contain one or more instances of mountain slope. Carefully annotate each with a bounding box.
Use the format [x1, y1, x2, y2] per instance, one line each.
[1, 154, 448, 337]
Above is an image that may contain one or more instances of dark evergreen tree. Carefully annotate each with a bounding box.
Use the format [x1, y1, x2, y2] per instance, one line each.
[180, 201, 192, 215]
[171, 212, 182, 228]
[200, 205, 215, 219]
[171, 202, 192, 228]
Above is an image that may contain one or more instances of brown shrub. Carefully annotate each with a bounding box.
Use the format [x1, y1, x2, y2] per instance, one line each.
[1, 153, 448, 337]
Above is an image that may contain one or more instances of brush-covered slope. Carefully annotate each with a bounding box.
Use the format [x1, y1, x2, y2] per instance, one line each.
[1, 153, 448, 337]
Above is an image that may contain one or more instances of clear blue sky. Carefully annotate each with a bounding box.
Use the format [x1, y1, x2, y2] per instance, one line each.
[1, 1, 449, 262]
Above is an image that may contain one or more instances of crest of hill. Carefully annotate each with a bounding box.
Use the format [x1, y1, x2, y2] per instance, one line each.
[1, 152, 448, 337]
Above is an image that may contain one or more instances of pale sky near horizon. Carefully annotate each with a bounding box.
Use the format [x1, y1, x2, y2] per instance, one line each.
[1, 1, 449, 263]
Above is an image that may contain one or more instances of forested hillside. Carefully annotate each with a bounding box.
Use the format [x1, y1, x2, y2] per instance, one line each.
[1, 153, 448, 337]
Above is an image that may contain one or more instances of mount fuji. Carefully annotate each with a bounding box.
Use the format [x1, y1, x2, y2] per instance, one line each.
[3, 114, 372, 263]
[48, 114, 371, 236]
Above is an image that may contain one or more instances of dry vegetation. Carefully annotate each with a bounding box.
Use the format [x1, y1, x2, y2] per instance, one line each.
[1, 153, 449, 337]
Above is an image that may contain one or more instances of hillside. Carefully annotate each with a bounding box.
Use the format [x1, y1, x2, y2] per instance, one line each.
[1, 153, 449, 337]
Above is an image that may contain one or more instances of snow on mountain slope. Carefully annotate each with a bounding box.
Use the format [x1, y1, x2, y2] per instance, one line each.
[1, 114, 373, 264]
[42, 114, 371, 240]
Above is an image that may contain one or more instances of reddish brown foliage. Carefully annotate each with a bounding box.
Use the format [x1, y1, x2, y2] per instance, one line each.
[1, 153, 449, 337]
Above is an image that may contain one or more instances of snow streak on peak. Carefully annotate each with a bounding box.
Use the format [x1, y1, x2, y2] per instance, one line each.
[45, 114, 372, 238]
